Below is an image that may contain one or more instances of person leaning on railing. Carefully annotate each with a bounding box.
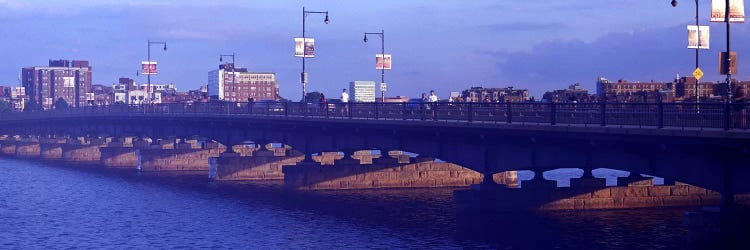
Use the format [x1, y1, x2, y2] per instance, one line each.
[733, 86, 748, 128]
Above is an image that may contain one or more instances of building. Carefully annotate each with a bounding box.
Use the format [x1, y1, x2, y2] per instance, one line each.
[596, 77, 672, 102]
[21, 59, 92, 109]
[542, 83, 594, 103]
[0, 86, 26, 111]
[92, 84, 114, 106]
[114, 90, 161, 105]
[349, 81, 376, 102]
[112, 78, 175, 105]
[163, 86, 208, 104]
[461, 86, 529, 102]
[672, 76, 721, 102]
[208, 63, 278, 101]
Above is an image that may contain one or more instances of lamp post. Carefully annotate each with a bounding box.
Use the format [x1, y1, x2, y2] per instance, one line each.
[301, 7, 330, 102]
[147, 40, 167, 104]
[219, 53, 236, 101]
[363, 29, 386, 102]
[724, 0, 732, 103]
[671, 0, 702, 103]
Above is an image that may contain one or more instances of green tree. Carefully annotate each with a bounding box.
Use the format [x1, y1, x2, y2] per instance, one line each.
[54, 98, 69, 110]
[23, 100, 41, 112]
[304, 91, 324, 103]
[0, 100, 12, 113]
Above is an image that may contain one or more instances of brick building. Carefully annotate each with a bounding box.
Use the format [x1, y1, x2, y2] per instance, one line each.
[596, 77, 673, 102]
[542, 83, 594, 102]
[21, 59, 92, 109]
[208, 63, 278, 101]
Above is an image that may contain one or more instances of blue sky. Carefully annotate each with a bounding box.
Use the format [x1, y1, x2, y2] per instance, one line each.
[1, 0, 748, 99]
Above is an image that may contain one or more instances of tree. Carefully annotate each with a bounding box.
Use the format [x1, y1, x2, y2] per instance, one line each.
[23, 100, 41, 112]
[54, 98, 69, 111]
[0, 100, 12, 113]
[304, 91, 324, 103]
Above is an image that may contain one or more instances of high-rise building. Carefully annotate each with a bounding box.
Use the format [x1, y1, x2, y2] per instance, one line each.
[21, 59, 92, 109]
[349, 81, 376, 102]
[208, 63, 278, 101]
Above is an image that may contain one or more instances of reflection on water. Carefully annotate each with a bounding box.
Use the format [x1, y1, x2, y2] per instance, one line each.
[0, 158, 715, 249]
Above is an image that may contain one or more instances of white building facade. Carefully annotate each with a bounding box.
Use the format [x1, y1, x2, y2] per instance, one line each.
[349, 81, 376, 102]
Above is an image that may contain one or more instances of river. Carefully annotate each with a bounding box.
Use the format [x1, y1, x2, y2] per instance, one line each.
[0, 158, 708, 249]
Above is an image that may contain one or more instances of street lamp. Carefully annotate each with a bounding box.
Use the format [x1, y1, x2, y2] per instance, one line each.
[301, 7, 330, 102]
[147, 40, 167, 104]
[363, 29, 386, 102]
[219, 53, 236, 101]
[724, 0, 733, 103]
[671, 0, 702, 103]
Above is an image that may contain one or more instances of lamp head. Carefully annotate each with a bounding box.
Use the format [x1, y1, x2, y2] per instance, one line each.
[324, 14, 330, 24]
[163, 44, 168, 51]
[363, 34, 368, 43]
[671, 0, 678, 7]
[219, 56, 223, 62]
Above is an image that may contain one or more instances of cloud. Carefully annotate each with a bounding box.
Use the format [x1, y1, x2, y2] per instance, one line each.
[490, 23, 750, 97]
[481, 22, 565, 32]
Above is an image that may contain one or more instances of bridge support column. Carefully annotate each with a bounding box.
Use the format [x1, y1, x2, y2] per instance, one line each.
[312, 152, 342, 165]
[386, 150, 412, 164]
[570, 169, 606, 188]
[283, 156, 482, 190]
[40, 137, 66, 160]
[138, 143, 223, 172]
[62, 137, 107, 164]
[209, 149, 304, 181]
[15, 136, 40, 158]
[333, 150, 359, 165]
[720, 161, 746, 247]
[0, 137, 18, 156]
[100, 138, 140, 168]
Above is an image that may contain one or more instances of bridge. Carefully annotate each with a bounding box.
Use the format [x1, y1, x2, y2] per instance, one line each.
[0, 101, 749, 207]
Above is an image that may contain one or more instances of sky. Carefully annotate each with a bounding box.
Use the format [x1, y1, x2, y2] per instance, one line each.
[1, 0, 749, 99]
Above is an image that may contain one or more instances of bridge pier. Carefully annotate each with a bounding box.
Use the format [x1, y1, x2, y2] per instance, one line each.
[0, 136, 18, 156]
[569, 169, 606, 188]
[456, 169, 734, 213]
[99, 137, 144, 168]
[312, 152, 342, 165]
[62, 137, 108, 164]
[14, 136, 40, 158]
[137, 142, 223, 172]
[40, 137, 66, 160]
[282, 155, 483, 190]
[209, 147, 304, 181]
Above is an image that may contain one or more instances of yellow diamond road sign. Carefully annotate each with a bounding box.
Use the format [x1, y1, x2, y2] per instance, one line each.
[693, 67, 704, 80]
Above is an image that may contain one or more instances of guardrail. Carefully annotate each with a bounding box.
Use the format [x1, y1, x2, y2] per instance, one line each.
[1, 101, 749, 130]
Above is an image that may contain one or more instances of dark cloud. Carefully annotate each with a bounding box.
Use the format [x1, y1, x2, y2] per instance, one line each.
[481, 22, 565, 32]
[491, 23, 750, 97]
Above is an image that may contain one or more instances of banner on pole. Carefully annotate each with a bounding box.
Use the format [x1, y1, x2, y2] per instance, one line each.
[711, 0, 745, 22]
[376, 54, 392, 70]
[687, 25, 710, 49]
[141, 61, 157, 75]
[294, 38, 315, 58]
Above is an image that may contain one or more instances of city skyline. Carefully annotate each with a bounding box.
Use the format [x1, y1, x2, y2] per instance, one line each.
[1, 1, 749, 99]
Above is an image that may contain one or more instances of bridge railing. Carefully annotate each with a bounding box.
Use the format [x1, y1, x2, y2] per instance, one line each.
[1, 101, 748, 130]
